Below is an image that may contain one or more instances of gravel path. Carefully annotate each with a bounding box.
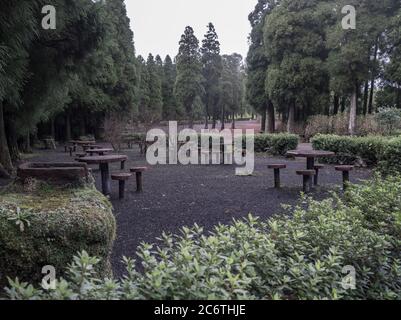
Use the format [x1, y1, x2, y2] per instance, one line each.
[0, 145, 372, 277]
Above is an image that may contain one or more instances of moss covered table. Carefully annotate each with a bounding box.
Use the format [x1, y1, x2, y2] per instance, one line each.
[78, 155, 128, 196]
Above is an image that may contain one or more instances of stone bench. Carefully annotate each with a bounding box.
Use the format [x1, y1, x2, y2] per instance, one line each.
[130, 167, 148, 193]
[111, 173, 132, 199]
[267, 164, 286, 189]
[335, 165, 354, 191]
[313, 164, 325, 186]
[296, 170, 316, 193]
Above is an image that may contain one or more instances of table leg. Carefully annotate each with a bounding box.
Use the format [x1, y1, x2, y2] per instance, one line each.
[100, 163, 111, 195]
[306, 157, 315, 189]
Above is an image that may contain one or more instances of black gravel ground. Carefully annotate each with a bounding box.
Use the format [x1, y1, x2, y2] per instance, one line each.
[0, 146, 372, 277]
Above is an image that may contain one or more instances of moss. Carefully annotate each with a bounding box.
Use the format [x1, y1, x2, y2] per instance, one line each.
[0, 183, 116, 288]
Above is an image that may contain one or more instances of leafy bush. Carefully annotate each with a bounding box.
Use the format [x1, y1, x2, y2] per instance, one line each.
[376, 108, 401, 135]
[5, 176, 401, 300]
[311, 134, 392, 167]
[378, 138, 401, 175]
[253, 133, 299, 155]
[0, 182, 116, 289]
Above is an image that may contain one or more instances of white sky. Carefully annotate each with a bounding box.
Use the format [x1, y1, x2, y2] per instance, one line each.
[125, 0, 256, 60]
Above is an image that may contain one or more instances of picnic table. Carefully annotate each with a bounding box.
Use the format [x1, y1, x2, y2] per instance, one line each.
[77, 155, 128, 195]
[70, 140, 96, 151]
[286, 149, 335, 188]
[86, 148, 113, 156]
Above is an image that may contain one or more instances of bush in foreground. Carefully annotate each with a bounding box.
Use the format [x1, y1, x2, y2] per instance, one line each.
[5, 176, 401, 300]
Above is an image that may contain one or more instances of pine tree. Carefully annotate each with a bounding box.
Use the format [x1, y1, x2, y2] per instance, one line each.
[146, 54, 163, 122]
[201, 23, 222, 129]
[175, 26, 204, 128]
[219, 54, 243, 129]
[246, 0, 278, 133]
[264, 0, 332, 133]
[162, 55, 178, 119]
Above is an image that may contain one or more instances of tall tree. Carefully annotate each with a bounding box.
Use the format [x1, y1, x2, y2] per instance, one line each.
[174, 26, 204, 128]
[201, 23, 222, 129]
[146, 53, 163, 121]
[219, 54, 243, 129]
[162, 55, 178, 119]
[264, 0, 332, 133]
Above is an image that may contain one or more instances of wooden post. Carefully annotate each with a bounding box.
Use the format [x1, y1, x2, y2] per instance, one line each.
[306, 157, 315, 189]
[303, 175, 311, 193]
[136, 172, 143, 193]
[100, 163, 111, 195]
[314, 168, 319, 186]
[274, 168, 281, 189]
[119, 180, 125, 199]
[121, 161, 125, 170]
[343, 171, 350, 191]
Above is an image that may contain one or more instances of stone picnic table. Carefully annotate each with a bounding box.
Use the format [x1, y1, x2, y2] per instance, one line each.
[86, 148, 113, 156]
[69, 140, 96, 151]
[286, 149, 335, 188]
[77, 155, 128, 195]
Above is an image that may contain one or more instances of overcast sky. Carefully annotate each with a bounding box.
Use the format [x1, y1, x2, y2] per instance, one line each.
[125, 0, 256, 60]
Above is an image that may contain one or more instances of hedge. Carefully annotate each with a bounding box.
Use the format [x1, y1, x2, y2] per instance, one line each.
[311, 134, 401, 173]
[253, 133, 299, 155]
[0, 181, 116, 289]
[5, 175, 401, 300]
[124, 132, 299, 156]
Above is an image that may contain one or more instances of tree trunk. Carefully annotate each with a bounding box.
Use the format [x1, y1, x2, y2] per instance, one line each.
[79, 116, 86, 136]
[368, 41, 379, 114]
[349, 86, 358, 136]
[0, 101, 13, 175]
[261, 107, 267, 132]
[287, 103, 295, 133]
[66, 112, 71, 142]
[50, 117, 56, 139]
[21, 130, 32, 154]
[333, 95, 340, 115]
[231, 112, 235, 129]
[341, 97, 346, 113]
[204, 103, 209, 129]
[5, 114, 20, 162]
[221, 105, 225, 130]
[363, 81, 369, 115]
[267, 101, 275, 133]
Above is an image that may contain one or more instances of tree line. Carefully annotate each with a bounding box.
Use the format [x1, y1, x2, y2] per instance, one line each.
[2, 0, 401, 177]
[247, 0, 401, 134]
[137, 24, 249, 128]
[0, 0, 139, 177]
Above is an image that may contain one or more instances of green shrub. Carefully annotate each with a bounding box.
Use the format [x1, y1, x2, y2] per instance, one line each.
[0, 182, 116, 289]
[311, 134, 390, 167]
[378, 138, 401, 175]
[253, 133, 299, 155]
[5, 176, 401, 300]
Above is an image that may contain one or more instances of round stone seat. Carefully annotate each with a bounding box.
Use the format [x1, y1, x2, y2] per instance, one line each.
[296, 170, 316, 176]
[130, 167, 148, 173]
[268, 164, 287, 169]
[111, 173, 132, 199]
[335, 165, 354, 172]
[111, 173, 132, 181]
[130, 167, 148, 192]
